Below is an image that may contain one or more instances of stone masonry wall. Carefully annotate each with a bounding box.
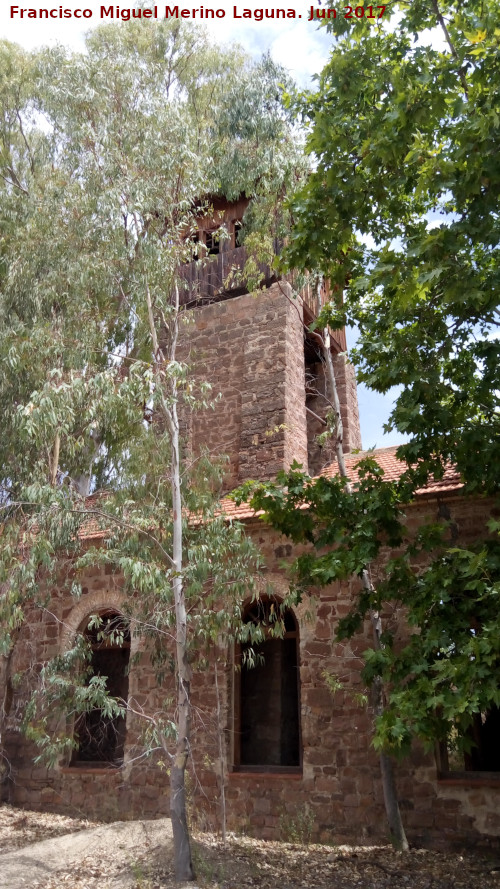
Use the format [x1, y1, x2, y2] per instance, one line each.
[178, 281, 308, 489]
[3, 493, 499, 849]
[1, 562, 172, 822]
[332, 353, 362, 454]
[219, 494, 500, 848]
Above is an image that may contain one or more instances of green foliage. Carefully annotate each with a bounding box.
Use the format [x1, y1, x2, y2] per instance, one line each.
[278, 803, 314, 845]
[0, 26, 305, 494]
[248, 0, 500, 764]
[0, 20, 299, 782]
[241, 451, 500, 759]
[284, 0, 500, 493]
[239, 457, 405, 580]
[22, 631, 126, 768]
[372, 543, 500, 755]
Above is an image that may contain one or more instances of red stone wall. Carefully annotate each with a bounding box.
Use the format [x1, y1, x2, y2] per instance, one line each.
[332, 352, 362, 454]
[178, 281, 308, 488]
[2, 492, 499, 849]
[216, 495, 500, 848]
[2, 494, 500, 846]
[179, 282, 362, 486]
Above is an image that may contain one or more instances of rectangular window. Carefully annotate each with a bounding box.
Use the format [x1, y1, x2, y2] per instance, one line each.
[438, 707, 500, 776]
[204, 230, 220, 256]
[240, 637, 299, 767]
[234, 599, 301, 772]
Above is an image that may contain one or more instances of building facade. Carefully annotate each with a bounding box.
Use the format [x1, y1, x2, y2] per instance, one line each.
[1, 200, 499, 849]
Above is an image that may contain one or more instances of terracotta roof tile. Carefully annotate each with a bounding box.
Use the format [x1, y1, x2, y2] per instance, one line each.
[320, 446, 462, 496]
[216, 498, 263, 521]
[78, 519, 108, 541]
[217, 446, 462, 521]
[77, 447, 463, 536]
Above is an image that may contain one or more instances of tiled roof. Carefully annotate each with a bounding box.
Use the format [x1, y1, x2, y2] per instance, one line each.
[218, 446, 462, 522]
[78, 516, 108, 541]
[320, 446, 462, 495]
[216, 497, 263, 522]
[78, 446, 463, 537]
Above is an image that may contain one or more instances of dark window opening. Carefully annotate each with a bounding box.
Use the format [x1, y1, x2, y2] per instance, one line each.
[234, 220, 244, 247]
[190, 231, 200, 260]
[439, 706, 500, 775]
[236, 598, 300, 770]
[205, 229, 220, 256]
[304, 344, 336, 477]
[72, 611, 130, 767]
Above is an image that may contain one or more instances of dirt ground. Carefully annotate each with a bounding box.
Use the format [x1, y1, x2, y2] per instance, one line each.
[1, 803, 499, 889]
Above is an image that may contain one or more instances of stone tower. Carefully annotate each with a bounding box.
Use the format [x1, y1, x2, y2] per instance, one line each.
[178, 196, 361, 488]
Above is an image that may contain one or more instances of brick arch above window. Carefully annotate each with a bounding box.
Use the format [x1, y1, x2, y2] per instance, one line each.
[62, 593, 138, 770]
[61, 590, 128, 650]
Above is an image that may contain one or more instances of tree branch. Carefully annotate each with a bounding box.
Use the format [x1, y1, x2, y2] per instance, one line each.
[69, 507, 177, 570]
[16, 110, 35, 175]
[1, 170, 28, 195]
[50, 433, 60, 487]
[430, 0, 468, 97]
[306, 405, 328, 427]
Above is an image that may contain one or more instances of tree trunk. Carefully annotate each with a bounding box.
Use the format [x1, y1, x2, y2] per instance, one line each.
[50, 432, 60, 486]
[214, 660, 227, 845]
[170, 742, 194, 881]
[0, 648, 14, 787]
[71, 432, 100, 497]
[146, 279, 195, 880]
[169, 397, 195, 880]
[370, 611, 409, 850]
[149, 279, 195, 882]
[318, 283, 409, 852]
[379, 738, 409, 849]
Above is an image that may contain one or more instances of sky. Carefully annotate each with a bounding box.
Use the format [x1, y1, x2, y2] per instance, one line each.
[2, 1, 405, 450]
[3, 1, 334, 83]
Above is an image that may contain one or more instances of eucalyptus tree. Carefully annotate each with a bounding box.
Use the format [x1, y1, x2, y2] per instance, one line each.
[0, 23, 303, 880]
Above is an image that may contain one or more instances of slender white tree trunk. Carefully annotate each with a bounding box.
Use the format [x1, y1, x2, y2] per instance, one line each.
[50, 432, 60, 486]
[214, 660, 227, 845]
[147, 280, 195, 881]
[169, 401, 195, 881]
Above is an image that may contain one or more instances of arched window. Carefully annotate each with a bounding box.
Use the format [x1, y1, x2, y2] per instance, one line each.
[235, 599, 301, 771]
[71, 610, 130, 767]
